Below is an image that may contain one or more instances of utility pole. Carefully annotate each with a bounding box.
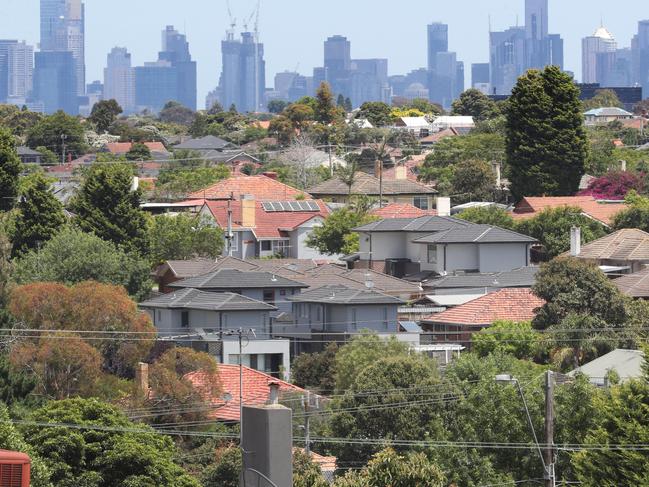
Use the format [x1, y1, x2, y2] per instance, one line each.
[544, 370, 555, 487]
[206, 194, 235, 256]
[303, 392, 311, 455]
[60, 134, 67, 165]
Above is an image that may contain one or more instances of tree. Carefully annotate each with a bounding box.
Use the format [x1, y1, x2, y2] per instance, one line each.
[333, 332, 410, 393]
[69, 163, 149, 255]
[451, 89, 500, 122]
[0, 105, 43, 137]
[268, 115, 295, 145]
[612, 191, 649, 232]
[532, 257, 628, 331]
[13, 227, 152, 301]
[473, 320, 543, 360]
[26, 110, 87, 158]
[456, 205, 516, 229]
[159, 101, 196, 125]
[506, 66, 588, 200]
[405, 98, 443, 115]
[200, 447, 241, 487]
[89, 99, 123, 133]
[584, 170, 644, 200]
[515, 206, 608, 258]
[11, 172, 65, 257]
[306, 207, 377, 256]
[572, 378, 649, 485]
[582, 89, 624, 110]
[0, 127, 21, 212]
[291, 342, 338, 393]
[156, 165, 231, 198]
[333, 449, 445, 487]
[357, 102, 392, 127]
[9, 281, 155, 377]
[21, 398, 201, 486]
[284, 103, 315, 130]
[0, 352, 39, 406]
[315, 82, 340, 124]
[36, 146, 58, 165]
[125, 142, 152, 161]
[450, 159, 496, 203]
[329, 354, 442, 465]
[149, 213, 224, 265]
[267, 99, 288, 114]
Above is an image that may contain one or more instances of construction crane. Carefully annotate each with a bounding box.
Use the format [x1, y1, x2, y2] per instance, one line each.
[225, 0, 237, 38]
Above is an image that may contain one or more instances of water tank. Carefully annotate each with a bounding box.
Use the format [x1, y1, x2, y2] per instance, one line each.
[0, 450, 30, 487]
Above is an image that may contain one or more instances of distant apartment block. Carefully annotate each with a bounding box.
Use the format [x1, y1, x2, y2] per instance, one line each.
[104, 47, 135, 113]
[0, 40, 33, 104]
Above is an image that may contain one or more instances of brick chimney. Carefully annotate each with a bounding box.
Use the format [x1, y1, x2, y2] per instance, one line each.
[437, 197, 451, 217]
[241, 194, 256, 228]
[262, 171, 278, 180]
[135, 362, 149, 396]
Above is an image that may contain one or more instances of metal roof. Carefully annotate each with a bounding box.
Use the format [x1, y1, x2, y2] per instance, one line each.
[569, 349, 645, 383]
[139, 288, 277, 311]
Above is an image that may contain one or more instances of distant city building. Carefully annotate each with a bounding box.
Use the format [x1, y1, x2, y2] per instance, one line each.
[427, 23, 449, 72]
[218, 31, 266, 113]
[0, 40, 33, 104]
[79, 79, 102, 116]
[104, 47, 135, 113]
[471, 62, 490, 89]
[40, 0, 85, 96]
[274, 71, 298, 100]
[33, 50, 77, 114]
[582, 26, 617, 84]
[633, 20, 649, 96]
[135, 25, 197, 113]
[426, 22, 464, 109]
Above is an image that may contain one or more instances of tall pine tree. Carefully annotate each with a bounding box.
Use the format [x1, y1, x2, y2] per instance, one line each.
[69, 163, 149, 255]
[506, 66, 587, 200]
[0, 127, 21, 212]
[315, 82, 340, 124]
[12, 173, 65, 257]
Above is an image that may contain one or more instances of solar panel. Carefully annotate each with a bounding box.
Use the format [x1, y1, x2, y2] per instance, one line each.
[261, 201, 320, 212]
[289, 201, 302, 211]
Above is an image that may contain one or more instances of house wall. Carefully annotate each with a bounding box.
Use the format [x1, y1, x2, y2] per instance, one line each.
[222, 339, 291, 379]
[445, 244, 480, 272]
[292, 217, 339, 260]
[478, 244, 529, 272]
[145, 307, 271, 337]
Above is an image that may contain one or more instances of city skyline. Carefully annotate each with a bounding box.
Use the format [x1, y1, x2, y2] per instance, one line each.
[0, 0, 646, 102]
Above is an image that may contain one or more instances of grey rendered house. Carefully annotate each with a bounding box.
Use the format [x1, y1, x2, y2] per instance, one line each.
[353, 216, 537, 277]
[139, 288, 291, 377]
[168, 268, 308, 315]
[274, 284, 405, 353]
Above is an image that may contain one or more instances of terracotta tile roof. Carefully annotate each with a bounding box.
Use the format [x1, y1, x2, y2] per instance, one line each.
[294, 449, 337, 471]
[614, 267, 649, 298]
[512, 196, 627, 226]
[371, 203, 437, 219]
[185, 365, 308, 421]
[420, 128, 459, 144]
[189, 175, 310, 200]
[569, 229, 649, 261]
[105, 142, 168, 154]
[422, 288, 544, 326]
[203, 199, 329, 238]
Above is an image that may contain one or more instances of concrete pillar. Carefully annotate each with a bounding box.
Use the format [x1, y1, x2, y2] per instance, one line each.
[570, 226, 581, 257]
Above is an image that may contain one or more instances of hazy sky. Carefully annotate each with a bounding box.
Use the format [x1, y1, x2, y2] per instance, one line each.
[0, 0, 646, 105]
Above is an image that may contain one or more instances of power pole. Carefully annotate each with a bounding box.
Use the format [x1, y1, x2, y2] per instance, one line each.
[60, 134, 67, 165]
[544, 370, 555, 487]
[303, 391, 311, 455]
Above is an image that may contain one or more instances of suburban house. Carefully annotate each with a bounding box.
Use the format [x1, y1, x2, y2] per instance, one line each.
[567, 228, 649, 275]
[371, 203, 438, 219]
[584, 107, 634, 126]
[393, 116, 432, 137]
[139, 289, 290, 376]
[568, 349, 645, 386]
[431, 115, 475, 132]
[188, 174, 310, 200]
[308, 172, 437, 210]
[199, 197, 333, 260]
[102, 141, 170, 160]
[167, 268, 308, 315]
[152, 259, 219, 293]
[275, 284, 405, 353]
[17, 146, 44, 164]
[420, 288, 544, 346]
[423, 266, 539, 295]
[173, 135, 240, 155]
[353, 216, 537, 277]
[613, 267, 649, 299]
[512, 196, 628, 226]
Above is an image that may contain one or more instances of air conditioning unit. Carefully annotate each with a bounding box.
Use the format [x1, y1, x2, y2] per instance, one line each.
[0, 450, 30, 487]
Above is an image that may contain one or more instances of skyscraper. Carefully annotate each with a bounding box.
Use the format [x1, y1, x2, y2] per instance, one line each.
[635, 20, 649, 95]
[33, 50, 77, 114]
[427, 23, 449, 72]
[0, 40, 34, 103]
[159, 26, 196, 110]
[525, 0, 548, 41]
[582, 26, 617, 84]
[218, 31, 265, 113]
[40, 0, 85, 96]
[104, 47, 135, 113]
[323, 35, 351, 96]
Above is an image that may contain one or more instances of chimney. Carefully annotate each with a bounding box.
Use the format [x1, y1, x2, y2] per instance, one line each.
[135, 362, 149, 396]
[620, 160, 627, 172]
[268, 381, 280, 405]
[395, 165, 407, 180]
[262, 171, 278, 180]
[131, 176, 139, 191]
[241, 194, 256, 228]
[437, 197, 451, 217]
[492, 162, 502, 188]
[570, 226, 581, 257]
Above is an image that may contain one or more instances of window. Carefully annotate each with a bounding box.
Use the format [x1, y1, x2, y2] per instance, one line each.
[250, 354, 258, 370]
[383, 307, 389, 329]
[181, 311, 189, 328]
[316, 305, 321, 322]
[414, 196, 429, 210]
[156, 310, 161, 323]
[261, 241, 272, 252]
[427, 245, 438, 264]
[273, 240, 290, 257]
[351, 308, 357, 329]
[263, 290, 275, 304]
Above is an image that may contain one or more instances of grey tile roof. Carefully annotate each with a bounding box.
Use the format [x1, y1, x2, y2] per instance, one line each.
[169, 268, 308, 290]
[569, 229, 649, 261]
[412, 225, 537, 244]
[308, 172, 437, 196]
[175, 135, 238, 151]
[424, 267, 539, 289]
[17, 146, 43, 156]
[288, 285, 405, 305]
[354, 215, 472, 233]
[165, 259, 220, 278]
[613, 267, 649, 298]
[139, 288, 276, 311]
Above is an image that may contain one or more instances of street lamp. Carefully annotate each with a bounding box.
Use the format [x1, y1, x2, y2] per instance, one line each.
[495, 372, 555, 487]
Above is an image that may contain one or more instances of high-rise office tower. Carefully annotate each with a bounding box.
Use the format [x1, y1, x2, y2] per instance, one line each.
[350, 58, 389, 107]
[427, 23, 449, 72]
[0, 40, 34, 103]
[33, 51, 77, 114]
[135, 26, 197, 113]
[104, 47, 135, 113]
[635, 20, 649, 95]
[40, 0, 85, 96]
[582, 26, 617, 84]
[323, 35, 351, 96]
[219, 31, 265, 113]
[525, 0, 548, 41]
